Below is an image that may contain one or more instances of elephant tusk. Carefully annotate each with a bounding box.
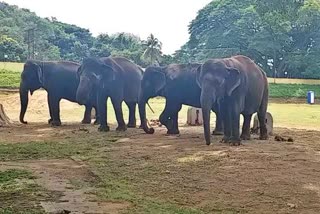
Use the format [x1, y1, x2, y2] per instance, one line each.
[147, 102, 155, 114]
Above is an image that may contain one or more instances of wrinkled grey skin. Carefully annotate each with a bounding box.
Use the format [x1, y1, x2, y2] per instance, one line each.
[19, 60, 98, 126]
[197, 55, 269, 146]
[76, 57, 147, 132]
[139, 63, 223, 135]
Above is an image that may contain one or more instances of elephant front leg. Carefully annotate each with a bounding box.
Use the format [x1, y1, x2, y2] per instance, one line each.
[111, 98, 127, 132]
[97, 91, 109, 132]
[220, 101, 231, 144]
[159, 101, 181, 135]
[230, 106, 241, 146]
[47, 94, 53, 124]
[212, 108, 224, 136]
[93, 106, 100, 125]
[82, 105, 92, 124]
[48, 94, 61, 126]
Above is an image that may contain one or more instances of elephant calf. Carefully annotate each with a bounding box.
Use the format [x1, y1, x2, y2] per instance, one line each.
[197, 55, 269, 145]
[19, 60, 98, 126]
[76, 57, 145, 132]
[139, 63, 223, 135]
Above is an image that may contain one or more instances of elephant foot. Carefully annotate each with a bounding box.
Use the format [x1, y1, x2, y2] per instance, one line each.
[94, 120, 100, 125]
[220, 136, 230, 144]
[51, 120, 61, 127]
[116, 125, 127, 132]
[48, 118, 53, 124]
[240, 134, 251, 141]
[81, 118, 91, 124]
[229, 138, 241, 146]
[259, 134, 268, 140]
[98, 125, 110, 132]
[127, 123, 136, 128]
[166, 129, 180, 135]
[212, 130, 224, 136]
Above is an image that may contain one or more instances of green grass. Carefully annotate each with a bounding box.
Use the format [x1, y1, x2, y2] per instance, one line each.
[0, 140, 97, 161]
[0, 62, 319, 99]
[0, 169, 53, 214]
[0, 62, 23, 73]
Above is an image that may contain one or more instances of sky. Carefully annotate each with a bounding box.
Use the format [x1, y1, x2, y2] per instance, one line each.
[3, 0, 212, 54]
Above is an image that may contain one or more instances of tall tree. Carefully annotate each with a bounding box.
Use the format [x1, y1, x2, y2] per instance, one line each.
[178, 0, 320, 78]
[142, 34, 162, 66]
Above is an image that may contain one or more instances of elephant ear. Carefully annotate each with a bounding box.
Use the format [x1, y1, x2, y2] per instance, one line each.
[149, 68, 167, 93]
[226, 67, 241, 96]
[98, 58, 120, 82]
[195, 65, 202, 88]
[29, 62, 43, 86]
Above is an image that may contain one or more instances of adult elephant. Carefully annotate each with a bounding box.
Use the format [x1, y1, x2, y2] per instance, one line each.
[197, 55, 269, 146]
[19, 60, 98, 126]
[76, 57, 144, 132]
[139, 63, 224, 135]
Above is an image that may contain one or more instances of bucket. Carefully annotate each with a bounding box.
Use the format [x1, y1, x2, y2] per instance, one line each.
[307, 91, 315, 104]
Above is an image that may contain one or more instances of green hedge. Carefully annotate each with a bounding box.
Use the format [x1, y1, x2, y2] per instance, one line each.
[0, 69, 21, 88]
[0, 69, 319, 98]
[269, 83, 320, 98]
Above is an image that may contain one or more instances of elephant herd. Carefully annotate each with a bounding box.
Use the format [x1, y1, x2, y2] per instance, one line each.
[19, 55, 269, 146]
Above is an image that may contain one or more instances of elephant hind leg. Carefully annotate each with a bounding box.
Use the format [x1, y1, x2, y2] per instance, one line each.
[126, 101, 137, 128]
[258, 88, 269, 140]
[48, 94, 61, 126]
[240, 114, 252, 140]
[81, 105, 92, 124]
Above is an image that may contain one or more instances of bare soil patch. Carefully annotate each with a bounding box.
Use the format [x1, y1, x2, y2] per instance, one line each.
[0, 159, 129, 214]
[1, 91, 320, 213]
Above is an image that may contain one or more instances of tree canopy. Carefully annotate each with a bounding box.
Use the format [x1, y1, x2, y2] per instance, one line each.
[176, 0, 320, 78]
[0, 2, 167, 66]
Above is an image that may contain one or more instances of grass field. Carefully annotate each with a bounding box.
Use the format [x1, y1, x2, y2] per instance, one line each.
[1, 62, 320, 98]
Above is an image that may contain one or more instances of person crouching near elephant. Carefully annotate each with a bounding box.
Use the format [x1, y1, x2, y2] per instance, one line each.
[19, 60, 98, 126]
[76, 56, 148, 132]
[138, 63, 224, 136]
[197, 55, 269, 146]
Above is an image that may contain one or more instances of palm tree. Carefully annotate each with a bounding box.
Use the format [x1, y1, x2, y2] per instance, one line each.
[142, 34, 162, 66]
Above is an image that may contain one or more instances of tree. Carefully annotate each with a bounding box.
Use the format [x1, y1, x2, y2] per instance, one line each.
[179, 0, 320, 78]
[142, 34, 162, 66]
[0, 35, 26, 61]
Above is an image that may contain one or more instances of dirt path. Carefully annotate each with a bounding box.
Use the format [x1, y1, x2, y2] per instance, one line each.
[1, 91, 320, 213]
[0, 159, 129, 214]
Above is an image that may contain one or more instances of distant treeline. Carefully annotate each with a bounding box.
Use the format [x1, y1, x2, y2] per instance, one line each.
[1, 1, 320, 79]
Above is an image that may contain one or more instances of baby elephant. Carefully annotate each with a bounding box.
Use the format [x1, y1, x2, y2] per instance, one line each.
[197, 55, 269, 146]
[76, 57, 144, 132]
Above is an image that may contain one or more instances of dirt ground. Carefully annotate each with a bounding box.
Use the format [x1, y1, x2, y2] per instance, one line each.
[1, 91, 320, 213]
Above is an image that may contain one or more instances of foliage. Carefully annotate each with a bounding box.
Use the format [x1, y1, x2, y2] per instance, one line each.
[0, 2, 171, 66]
[177, 0, 320, 79]
[142, 34, 163, 66]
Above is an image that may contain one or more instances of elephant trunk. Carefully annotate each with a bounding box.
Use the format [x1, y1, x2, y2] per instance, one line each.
[201, 87, 215, 145]
[76, 77, 91, 105]
[19, 82, 29, 124]
[138, 95, 154, 134]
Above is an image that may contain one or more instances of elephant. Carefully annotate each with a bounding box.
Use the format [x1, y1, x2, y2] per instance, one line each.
[139, 63, 224, 135]
[197, 55, 269, 146]
[76, 57, 145, 132]
[19, 60, 98, 126]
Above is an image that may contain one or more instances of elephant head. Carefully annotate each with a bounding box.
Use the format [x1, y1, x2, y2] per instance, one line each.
[76, 57, 116, 105]
[197, 60, 240, 145]
[138, 66, 166, 134]
[19, 61, 44, 124]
